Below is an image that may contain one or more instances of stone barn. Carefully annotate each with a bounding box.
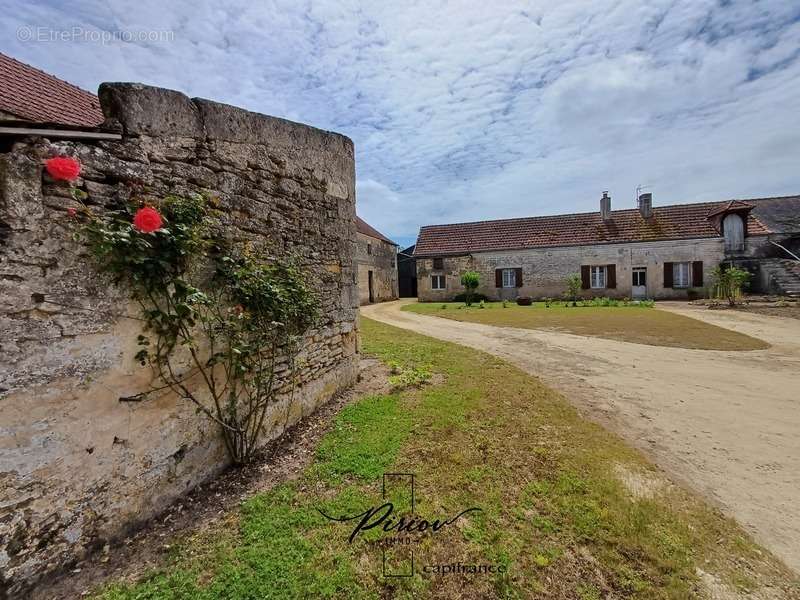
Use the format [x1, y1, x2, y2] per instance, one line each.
[355, 216, 398, 304]
[414, 191, 800, 302]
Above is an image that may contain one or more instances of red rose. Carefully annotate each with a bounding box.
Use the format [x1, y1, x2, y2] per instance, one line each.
[133, 207, 163, 233]
[67, 207, 77, 218]
[45, 156, 81, 182]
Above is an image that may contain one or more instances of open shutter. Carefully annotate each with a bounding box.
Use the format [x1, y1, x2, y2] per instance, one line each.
[692, 261, 703, 287]
[663, 262, 674, 288]
[606, 264, 616, 289]
[580, 266, 590, 289]
[495, 269, 502, 288]
[515, 267, 523, 287]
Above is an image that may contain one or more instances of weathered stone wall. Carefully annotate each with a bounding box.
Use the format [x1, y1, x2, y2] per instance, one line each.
[0, 83, 359, 594]
[417, 237, 743, 301]
[355, 232, 397, 304]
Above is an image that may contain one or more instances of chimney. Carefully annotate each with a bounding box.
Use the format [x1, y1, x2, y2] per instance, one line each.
[638, 192, 653, 219]
[600, 191, 611, 220]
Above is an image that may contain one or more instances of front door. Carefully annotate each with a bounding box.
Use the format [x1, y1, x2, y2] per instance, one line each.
[632, 267, 647, 299]
[368, 270, 375, 303]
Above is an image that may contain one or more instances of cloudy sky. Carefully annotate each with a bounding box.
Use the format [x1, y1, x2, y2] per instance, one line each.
[2, 1, 799, 247]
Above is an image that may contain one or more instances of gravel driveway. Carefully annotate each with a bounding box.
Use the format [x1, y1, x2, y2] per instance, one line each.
[361, 300, 800, 573]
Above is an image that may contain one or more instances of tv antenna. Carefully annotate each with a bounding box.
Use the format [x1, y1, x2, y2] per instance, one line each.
[635, 184, 651, 205]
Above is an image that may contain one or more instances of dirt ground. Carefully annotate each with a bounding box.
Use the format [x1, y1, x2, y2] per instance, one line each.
[362, 300, 800, 574]
[732, 304, 800, 321]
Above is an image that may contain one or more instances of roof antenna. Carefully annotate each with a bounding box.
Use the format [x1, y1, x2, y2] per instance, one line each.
[635, 184, 651, 205]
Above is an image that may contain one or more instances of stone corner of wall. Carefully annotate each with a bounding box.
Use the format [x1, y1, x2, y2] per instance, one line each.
[98, 82, 204, 138]
[96, 81, 353, 156]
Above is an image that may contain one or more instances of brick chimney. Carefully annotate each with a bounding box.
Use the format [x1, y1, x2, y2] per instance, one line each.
[600, 191, 611, 220]
[638, 192, 653, 219]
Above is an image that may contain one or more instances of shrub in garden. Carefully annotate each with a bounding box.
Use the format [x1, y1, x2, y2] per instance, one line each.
[453, 292, 489, 303]
[711, 265, 751, 306]
[565, 273, 581, 306]
[460, 271, 481, 306]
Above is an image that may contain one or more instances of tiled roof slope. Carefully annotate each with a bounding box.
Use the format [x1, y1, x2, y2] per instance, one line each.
[413, 196, 798, 257]
[747, 196, 800, 234]
[0, 53, 103, 127]
[356, 216, 397, 245]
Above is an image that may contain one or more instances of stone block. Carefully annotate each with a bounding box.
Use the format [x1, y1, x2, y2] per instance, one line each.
[99, 83, 204, 138]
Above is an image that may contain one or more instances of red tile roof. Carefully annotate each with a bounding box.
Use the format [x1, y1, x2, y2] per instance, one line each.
[356, 216, 397, 245]
[413, 197, 790, 257]
[0, 53, 103, 127]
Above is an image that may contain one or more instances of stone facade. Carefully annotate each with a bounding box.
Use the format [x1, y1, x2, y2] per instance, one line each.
[355, 231, 398, 304]
[417, 236, 772, 302]
[0, 83, 359, 594]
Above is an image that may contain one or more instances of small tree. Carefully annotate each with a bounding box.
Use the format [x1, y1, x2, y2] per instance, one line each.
[711, 265, 750, 306]
[565, 273, 582, 306]
[460, 271, 480, 306]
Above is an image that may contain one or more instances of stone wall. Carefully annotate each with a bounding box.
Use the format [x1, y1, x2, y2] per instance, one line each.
[416, 237, 753, 301]
[0, 83, 359, 594]
[355, 232, 398, 304]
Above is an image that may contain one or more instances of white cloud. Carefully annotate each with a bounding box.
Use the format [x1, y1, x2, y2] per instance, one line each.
[2, 0, 799, 244]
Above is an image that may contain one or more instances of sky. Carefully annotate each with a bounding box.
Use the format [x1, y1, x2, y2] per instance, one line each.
[2, 1, 799, 248]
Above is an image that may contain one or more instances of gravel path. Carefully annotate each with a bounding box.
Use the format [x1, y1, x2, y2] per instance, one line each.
[361, 300, 800, 573]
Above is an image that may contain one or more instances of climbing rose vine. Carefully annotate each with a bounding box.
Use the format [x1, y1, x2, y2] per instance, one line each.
[61, 155, 319, 464]
[45, 156, 81, 182]
[132, 206, 163, 233]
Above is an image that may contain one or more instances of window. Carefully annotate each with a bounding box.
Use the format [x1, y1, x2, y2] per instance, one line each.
[432, 257, 444, 270]
[431, 275, 446, 290]
[723, 214, 745, 251]
[632, 268, 646, 287]
[590, 265, 606, 289]
[367, 243, 372, 255]
[673, 262, 690, 288]
[501, 268, 516, 288]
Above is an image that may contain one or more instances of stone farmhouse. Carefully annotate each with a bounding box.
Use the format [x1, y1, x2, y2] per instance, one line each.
[354, 216, 398, 304]
[414, 191, 800, 302]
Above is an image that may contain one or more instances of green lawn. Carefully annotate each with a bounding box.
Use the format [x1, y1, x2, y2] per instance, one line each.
[98, 318, 795, 599]
[404, 302, 769, 351]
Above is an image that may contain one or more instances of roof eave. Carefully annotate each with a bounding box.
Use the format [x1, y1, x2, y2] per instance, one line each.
[414, 233, 745, 256]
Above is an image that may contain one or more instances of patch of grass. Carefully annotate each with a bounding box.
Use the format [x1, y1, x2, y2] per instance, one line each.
[404, 301, 768, 350]
[312, 393, 412, 483]
[97, 318, 795, 599]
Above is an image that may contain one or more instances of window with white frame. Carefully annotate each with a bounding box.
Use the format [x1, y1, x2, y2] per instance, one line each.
[632, 268, 646, 287]
[431, 275, 446, 290]
[502, 268, 516, 288]
[673, 262, 690, 288]
[590, 265, 606, 289]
